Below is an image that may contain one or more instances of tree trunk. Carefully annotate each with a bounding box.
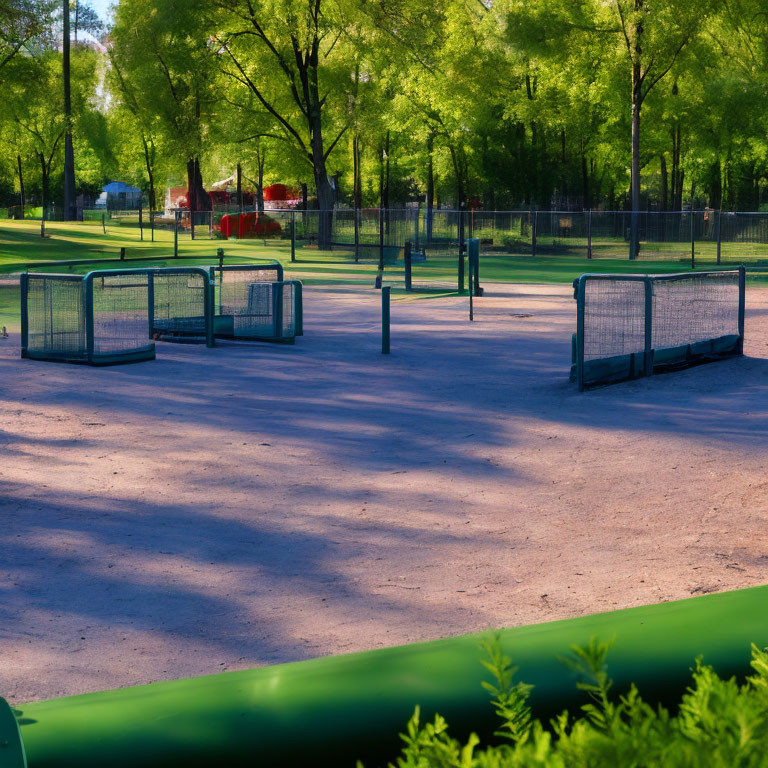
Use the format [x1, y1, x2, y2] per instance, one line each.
[426, 133, 434, 243]
[39, 151, 47, 236]
[17, 155, 25, 219]
[186, 157, 211, 238]
[63, 0, 76, 221]
[660, 155, 668, 211]
[236, 163, 242, 212]
[256, 150, 265, 212]
[142, 137, 155, 211]
[384, 130, 390, 236]
[581, 146, 589, 210]
[630, 56, 642, 259]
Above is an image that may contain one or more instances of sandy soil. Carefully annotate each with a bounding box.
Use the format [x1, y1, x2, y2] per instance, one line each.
[2, 282, 768, 704]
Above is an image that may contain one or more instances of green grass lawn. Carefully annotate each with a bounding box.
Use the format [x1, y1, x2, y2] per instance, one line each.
[1, 219, 766, 333]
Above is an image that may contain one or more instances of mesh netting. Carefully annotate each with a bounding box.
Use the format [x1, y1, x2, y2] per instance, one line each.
[576, 270, 743, 388]
[583, 279, 646, 362]
[652, 272, 740, 350]
[212, 267, 296, 341]
[25, 275, 86, 359]
[90, 273, 151, 355]
[212, 267, 280, 324]
[151, 271, 208, 339]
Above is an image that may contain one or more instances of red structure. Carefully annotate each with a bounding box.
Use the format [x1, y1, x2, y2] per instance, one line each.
[220, 212, 282, 240]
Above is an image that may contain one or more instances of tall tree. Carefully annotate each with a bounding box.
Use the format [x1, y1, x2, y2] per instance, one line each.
[62, 0, 76, 219]
[211, 0, 357, 243]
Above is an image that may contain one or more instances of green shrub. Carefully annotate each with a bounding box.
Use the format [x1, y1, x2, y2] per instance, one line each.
[369, 637, 768, 767]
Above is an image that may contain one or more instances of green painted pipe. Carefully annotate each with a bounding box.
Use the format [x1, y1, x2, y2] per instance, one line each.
[9, 585, 768, 768]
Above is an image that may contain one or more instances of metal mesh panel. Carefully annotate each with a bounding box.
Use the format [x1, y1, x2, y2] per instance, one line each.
[281, 283, 295, 337]
[25, 275, 86, 359]
[583, 279, 646, 362]
[151, 271, 208, 339]
[652, 272, 740, 350]
[213, 266, 281, 318]
[212, 267, 294, 341]
[575, 269, 744, 389]
[90, 273, 151, 355]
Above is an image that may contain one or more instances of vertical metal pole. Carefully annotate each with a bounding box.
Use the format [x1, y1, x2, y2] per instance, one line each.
[404, 240, 412, 292]
[644, 278, 654, 377]
[576, 277, 586, 391]
[20, 273, 28, 356]
[101, 212, 106, 235]
[468, 238, 481, 297]
[174, 211, 179, 258]
[738, 265, 746, 355]
[354, 205, 360, 263]
[468, 252, 474, 322]
[379, 207, 385, 268]
[147, 271, 155, 340]
[716, 210, 722, 264]
[532, 210, 538, 257]
[381, 286, 390, 354]
[204, 274, 215, 348]
[690, 208, 695, 270]
[290, 212, 296, 263]
[458, 252, 465, 294]
[139, 205, 143, 241]
[587, 209, 592, 259]
[375, 207, 384, 289]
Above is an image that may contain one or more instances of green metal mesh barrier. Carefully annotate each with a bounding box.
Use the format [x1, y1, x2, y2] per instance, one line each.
[22, 274, 87, 362]
[572, 268, 745, 389]
[21, 267, 219, 365]
[22, 271, 156, 365]
[149, 268, 214, 346]
[210, 265, 302, 343]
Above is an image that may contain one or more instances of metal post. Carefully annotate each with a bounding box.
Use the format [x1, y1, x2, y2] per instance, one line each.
[101, 212, 106, 235]
[458, 252, 465, 294]
[532, 210, 538, 257]
[468, 253, 474, 322]
[468, 238, 481, 298]
[738, 265, 746, 355]
[716, 210, 722, 264]
[404, 241, 412, 292]
[587, 209, 592, 259]
[354, 205, 360, 263]
[690, 207, 695, 270]
[379, 207, 385, 267]
[174, 211, 179, 258]
[139, 206, 143, 241]
[381, 286, 390, 354]
[290, 212, 296, 263]
[375, 207, 384, 289]
[643, 278, 654, 377]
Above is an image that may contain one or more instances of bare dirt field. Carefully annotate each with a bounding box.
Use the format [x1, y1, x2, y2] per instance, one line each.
[3, 282, 768, 704]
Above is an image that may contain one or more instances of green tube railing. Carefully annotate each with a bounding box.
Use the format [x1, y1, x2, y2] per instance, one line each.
[7, 585, 768, 768]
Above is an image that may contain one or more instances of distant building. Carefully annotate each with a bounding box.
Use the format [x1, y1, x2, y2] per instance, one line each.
[96, 182, 143, 210]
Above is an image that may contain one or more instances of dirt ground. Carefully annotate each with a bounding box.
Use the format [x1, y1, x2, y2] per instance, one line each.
[3, 281, 768, 704]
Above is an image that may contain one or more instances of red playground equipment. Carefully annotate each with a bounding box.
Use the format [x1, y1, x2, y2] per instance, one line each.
[220, 211, 282, 240]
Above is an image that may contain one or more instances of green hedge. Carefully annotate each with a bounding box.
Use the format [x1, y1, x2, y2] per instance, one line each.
[375, 638, 768, 767]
